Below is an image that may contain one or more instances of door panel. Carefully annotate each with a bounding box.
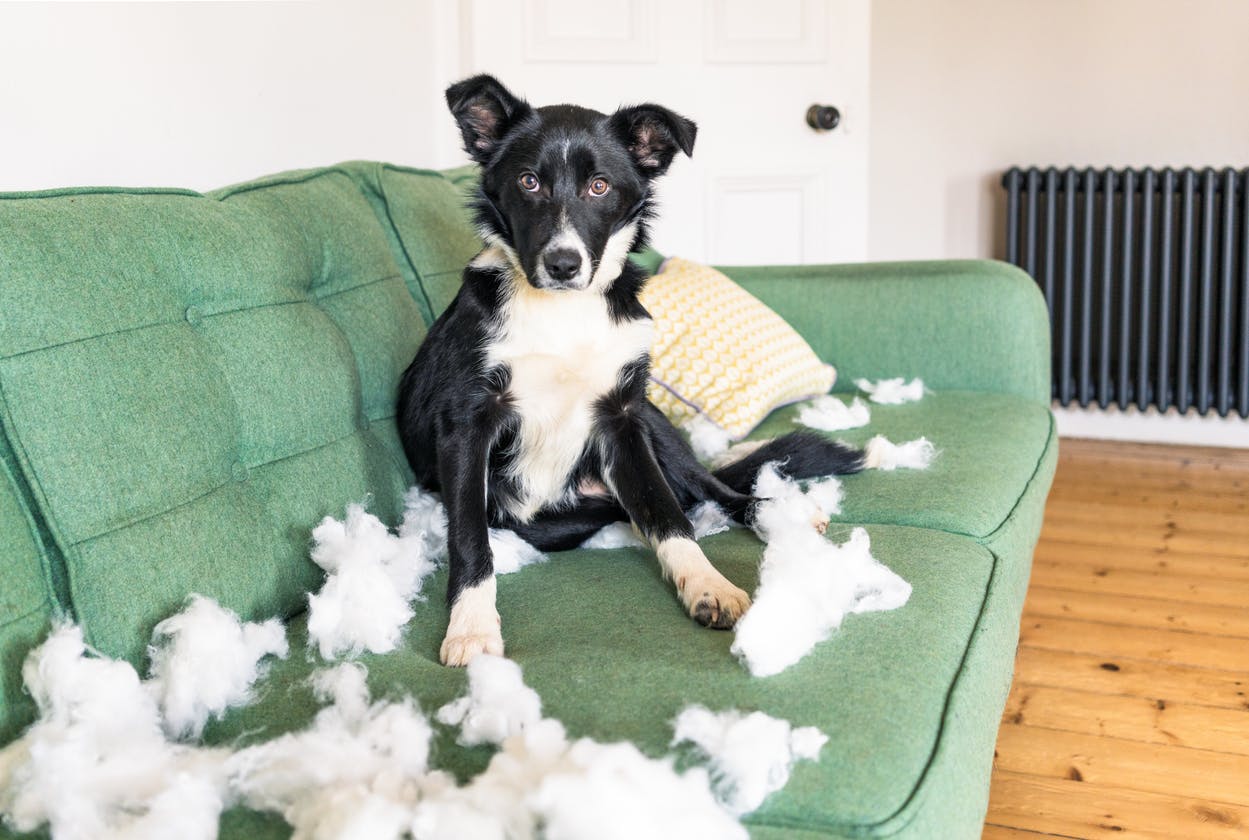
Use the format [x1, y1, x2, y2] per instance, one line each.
[461, 0, 868, 265]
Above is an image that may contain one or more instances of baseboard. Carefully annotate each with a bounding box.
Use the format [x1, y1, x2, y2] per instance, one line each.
[1052, 403, 1249, 449]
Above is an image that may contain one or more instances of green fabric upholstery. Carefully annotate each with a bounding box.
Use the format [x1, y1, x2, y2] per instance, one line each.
[194, 522, 996, 838]
[722, 261, 1052, 404]
[0, 450, 55, 744]
[0, 161, 1054, 840]
[360, 162, 483, 323]
[0, 167, 423, 666]
[751, 392, 1052, 539]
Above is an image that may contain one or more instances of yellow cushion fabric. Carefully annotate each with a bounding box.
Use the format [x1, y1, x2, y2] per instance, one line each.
[641, 257, 837, 439]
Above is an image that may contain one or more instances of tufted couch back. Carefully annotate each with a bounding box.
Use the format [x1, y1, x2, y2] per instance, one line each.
[0, 162, 483, 738]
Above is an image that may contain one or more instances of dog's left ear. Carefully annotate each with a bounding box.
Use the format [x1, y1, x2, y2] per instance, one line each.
[609, 104, 697, 177]
[445, 74, 532, 164]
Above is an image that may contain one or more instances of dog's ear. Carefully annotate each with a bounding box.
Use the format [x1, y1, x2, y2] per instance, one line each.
[609, 104, 697, 177]
[445, 74, 531, 164]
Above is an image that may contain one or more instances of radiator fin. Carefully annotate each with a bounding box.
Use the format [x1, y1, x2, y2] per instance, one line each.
[1003, 166, 1249, 418]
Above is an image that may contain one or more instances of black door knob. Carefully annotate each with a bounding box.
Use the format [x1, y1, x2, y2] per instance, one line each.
[806, 104, 841, 132]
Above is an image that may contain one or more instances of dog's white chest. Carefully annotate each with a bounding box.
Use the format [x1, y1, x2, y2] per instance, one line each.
[486, 287, 653, 521]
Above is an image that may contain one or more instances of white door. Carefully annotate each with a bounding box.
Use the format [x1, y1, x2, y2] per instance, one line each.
[447, 0, 869, 266]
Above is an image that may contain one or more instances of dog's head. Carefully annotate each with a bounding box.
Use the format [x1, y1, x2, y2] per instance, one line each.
[446, 74, 696, 292]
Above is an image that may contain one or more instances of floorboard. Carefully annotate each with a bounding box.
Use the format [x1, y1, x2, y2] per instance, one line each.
[985, 438, 1249, 839]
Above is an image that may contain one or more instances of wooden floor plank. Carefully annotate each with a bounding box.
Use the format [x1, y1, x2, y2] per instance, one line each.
[1055, 450, 1249, 478]
[993, 724, 1249, 805]
[990, 439, 1249, 837]
[1043, 482, 1249, 516]
[1033, 539, 1249, 581]
[1017, 615, 1249, 671]
[1002, 684, 1249, 755]
[1022, 585, 1249, 639]
[1043, 496, 1249, 537]
[984, 824, 1080, 839]
[1055, 438, 1249, 467]
[1047, 467, 1249, 499]
[1038, 516, 1249, 556]
[1011, 646, 1249, 711]
[987, 770, 1249, 839]
[1028, 558, 1249, 609]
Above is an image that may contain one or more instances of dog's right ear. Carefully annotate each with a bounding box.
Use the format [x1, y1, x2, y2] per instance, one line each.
[445, 74, 531, 165]
[609, 104, 697, 178]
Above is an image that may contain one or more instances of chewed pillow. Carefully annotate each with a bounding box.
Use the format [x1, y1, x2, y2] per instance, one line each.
[641, 257, 837, 439]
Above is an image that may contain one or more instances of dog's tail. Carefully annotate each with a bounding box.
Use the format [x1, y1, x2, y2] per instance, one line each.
[711, 432, 865, 496]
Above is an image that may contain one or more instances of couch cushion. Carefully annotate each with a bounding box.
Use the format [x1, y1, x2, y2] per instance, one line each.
[198, 522, 994, 837]
[0, 447, 56, 744]
[0, 167, 424, 664]
[750, 391, 1054, 540]
[366, 163, 483, 322]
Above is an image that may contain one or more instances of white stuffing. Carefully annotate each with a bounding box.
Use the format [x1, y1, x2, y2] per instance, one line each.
[671, 705, 827, 815]
[864, 435, 938, 471]
[399, 486, 546, 574]
[485, 528, 547, 574]
[398, 486, 450, 565]
[146, 595, 289, 740]
[416, 655, 747, 840]
[732, 465, 912, 677]
[435, 655, 543, 747]
[580, 522, 645, 550]
[307, 504, 436, 660]
[527, 738, 743, 840]
[682, 414, 733, 460]
[801, 476, 845, 520]
[580, 502, 733, 549]
[794, 395, 871, 431]
[2, 620, 831, 839]
[750, 463, 844, 540]
[853, 377, 926, 404]
[688, 501, 733, 538]
[0, 625, 230, 840]
[227, 662, 440, 840]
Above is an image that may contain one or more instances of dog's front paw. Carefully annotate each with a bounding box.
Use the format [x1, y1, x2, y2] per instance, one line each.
[441, 577, 503, 667]
[440, 628, 504, 667]
[680, 573, 752, 630]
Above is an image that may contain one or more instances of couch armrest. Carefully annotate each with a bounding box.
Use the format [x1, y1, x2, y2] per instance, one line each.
[717, 259, 1052, 405]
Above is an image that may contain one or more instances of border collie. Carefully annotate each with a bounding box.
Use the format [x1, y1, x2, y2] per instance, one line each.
[398, 75, 863, 666]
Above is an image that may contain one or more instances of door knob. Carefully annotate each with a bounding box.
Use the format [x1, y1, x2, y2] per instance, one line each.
[806, 104, 840, 132]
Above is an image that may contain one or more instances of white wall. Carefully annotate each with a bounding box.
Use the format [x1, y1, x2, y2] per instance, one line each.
[869, 0, 1249, 262]
[869, 0, 1249, 446]
[4, 1, 1246, 445]
[0, 0, 465, 192]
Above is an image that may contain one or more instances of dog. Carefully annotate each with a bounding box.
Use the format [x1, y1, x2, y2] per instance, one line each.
[397, 74, 864, 666]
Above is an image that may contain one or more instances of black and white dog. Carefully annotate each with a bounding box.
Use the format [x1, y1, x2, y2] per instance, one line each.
[398, 75, 864, 666]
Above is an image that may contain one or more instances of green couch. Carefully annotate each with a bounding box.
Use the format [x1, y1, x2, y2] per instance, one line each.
[0, 161, 1055, 839]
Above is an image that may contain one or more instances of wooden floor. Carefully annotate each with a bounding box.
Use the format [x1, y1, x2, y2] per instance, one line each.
[984, 438, 1249, 840]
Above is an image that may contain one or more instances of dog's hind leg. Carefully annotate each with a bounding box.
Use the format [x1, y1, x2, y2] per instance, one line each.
[506, 496, 630, 551]
[596, 399, 751, 629]
[639, 402, 757, 523]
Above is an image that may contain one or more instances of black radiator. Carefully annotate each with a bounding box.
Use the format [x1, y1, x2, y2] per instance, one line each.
[1002, 167, 1249, 418]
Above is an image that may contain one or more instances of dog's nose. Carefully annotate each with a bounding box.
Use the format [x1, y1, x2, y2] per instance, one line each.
[543, 248, 582, 282]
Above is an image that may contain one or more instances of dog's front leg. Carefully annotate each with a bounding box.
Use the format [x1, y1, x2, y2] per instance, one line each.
[437, 415, 503, 667]
[597, 405, 751, 629]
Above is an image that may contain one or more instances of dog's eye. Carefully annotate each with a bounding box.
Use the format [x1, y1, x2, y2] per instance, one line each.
[588, 177, 611, 197]
[518, 172, 541, 192]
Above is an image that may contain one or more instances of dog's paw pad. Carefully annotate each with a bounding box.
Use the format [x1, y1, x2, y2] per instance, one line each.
[440, 631, 504, 667]
[687, 580, 751, 630]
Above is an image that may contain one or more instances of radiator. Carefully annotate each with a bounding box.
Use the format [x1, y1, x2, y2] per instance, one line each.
[1002, 166, 1249, 418]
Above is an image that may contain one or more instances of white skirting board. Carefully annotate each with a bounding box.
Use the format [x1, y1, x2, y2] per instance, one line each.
[1053, 403, 1249, 449]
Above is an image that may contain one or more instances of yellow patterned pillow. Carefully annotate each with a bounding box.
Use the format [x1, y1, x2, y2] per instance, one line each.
[641, 257, 836, 439]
